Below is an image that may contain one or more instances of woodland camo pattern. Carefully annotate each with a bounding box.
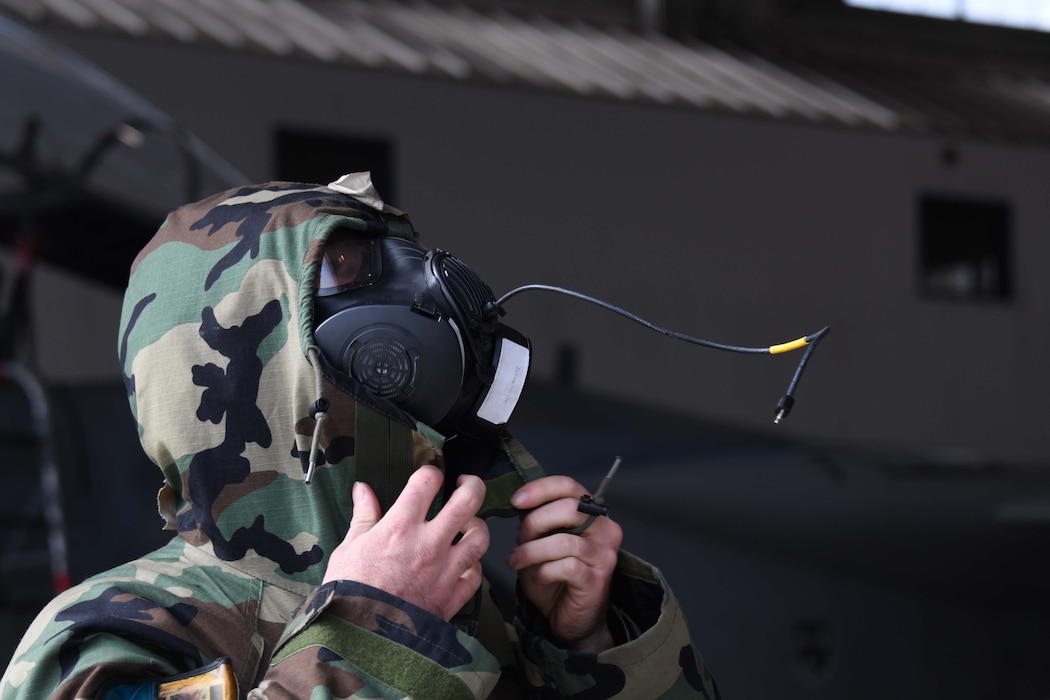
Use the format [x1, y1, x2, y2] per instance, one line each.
[1, 181, 719, 699]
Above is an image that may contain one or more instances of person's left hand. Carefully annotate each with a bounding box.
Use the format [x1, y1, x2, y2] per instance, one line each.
[506, 475, 623, 653]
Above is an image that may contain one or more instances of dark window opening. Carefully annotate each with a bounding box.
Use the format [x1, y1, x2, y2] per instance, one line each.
[274, 129, 395, 202]
[919, 195, 1012, 301]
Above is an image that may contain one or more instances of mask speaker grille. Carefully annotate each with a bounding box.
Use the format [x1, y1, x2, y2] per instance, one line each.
[349, 337, 414, 398]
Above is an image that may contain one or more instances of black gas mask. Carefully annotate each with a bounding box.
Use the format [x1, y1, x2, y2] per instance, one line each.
[313, 230, 531, 439]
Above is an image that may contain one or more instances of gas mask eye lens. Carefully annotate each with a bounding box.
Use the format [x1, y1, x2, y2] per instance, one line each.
[327, 245, 363, 282]
[315, 232, 379, 295]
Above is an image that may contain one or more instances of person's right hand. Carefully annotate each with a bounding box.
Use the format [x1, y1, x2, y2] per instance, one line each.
[323, 465, 489, 621]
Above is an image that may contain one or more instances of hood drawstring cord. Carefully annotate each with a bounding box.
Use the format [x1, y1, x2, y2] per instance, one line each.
[305, 347, 329, 485]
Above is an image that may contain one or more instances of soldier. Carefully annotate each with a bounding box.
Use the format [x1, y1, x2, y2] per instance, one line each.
[1, 175, 720, 699]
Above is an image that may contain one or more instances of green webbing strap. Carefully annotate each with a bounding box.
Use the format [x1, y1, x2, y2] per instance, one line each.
[477, 471, 527, 519]
[355, 403, 415, 514]
[475, 433, 546, 519]
[272, 616, 475, 700]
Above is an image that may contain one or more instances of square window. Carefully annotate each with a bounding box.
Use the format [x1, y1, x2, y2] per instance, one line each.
[918, 195, 1012, 301]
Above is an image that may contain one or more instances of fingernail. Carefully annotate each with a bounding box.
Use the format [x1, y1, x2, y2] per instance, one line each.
[352, 481, 362, 504]
[505, 549, 517, 568]
[511, 491, 527, 508]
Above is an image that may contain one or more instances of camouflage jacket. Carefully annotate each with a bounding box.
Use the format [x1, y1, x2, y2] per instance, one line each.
[1, 179, 719, 699]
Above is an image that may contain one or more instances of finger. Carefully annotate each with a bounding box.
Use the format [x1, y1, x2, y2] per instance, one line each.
[518, 497, 593, 543]
[440, 522, 486, 620]
[511, 475, 586, 511]
[509, 528, 619, 570]
[451, 516, 490, 570]
[445, 561, 484, 619]
[507, 532, 585, 571]
[521, 555, 594, 590]
[432, 475, 486, 540]
[349, 480, 381, 532]
[387, 464, 444, 520]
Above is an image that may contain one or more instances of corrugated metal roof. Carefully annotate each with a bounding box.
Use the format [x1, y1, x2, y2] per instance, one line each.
[5, 0, 1050, 143]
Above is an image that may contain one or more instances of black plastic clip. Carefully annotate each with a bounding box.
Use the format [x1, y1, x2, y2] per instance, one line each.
[577, 494, 609, 517]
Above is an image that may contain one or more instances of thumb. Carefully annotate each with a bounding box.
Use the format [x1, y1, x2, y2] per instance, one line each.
[350, 481, 381, 531]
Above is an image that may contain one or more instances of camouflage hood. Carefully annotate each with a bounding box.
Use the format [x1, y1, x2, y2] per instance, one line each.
[118, 177, 443, 592]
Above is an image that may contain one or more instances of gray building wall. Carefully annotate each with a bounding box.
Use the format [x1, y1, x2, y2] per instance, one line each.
[31, 29, 1050, 464]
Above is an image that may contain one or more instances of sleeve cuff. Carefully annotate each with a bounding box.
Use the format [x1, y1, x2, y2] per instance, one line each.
[515, 550, 712, 698]
[271, 580, 500, 698]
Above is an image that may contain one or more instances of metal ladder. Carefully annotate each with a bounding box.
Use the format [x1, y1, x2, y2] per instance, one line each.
[0, 360, 69, 605]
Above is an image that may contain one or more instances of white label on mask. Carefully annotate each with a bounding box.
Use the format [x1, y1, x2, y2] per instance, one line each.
[476, 338, 530, 425]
